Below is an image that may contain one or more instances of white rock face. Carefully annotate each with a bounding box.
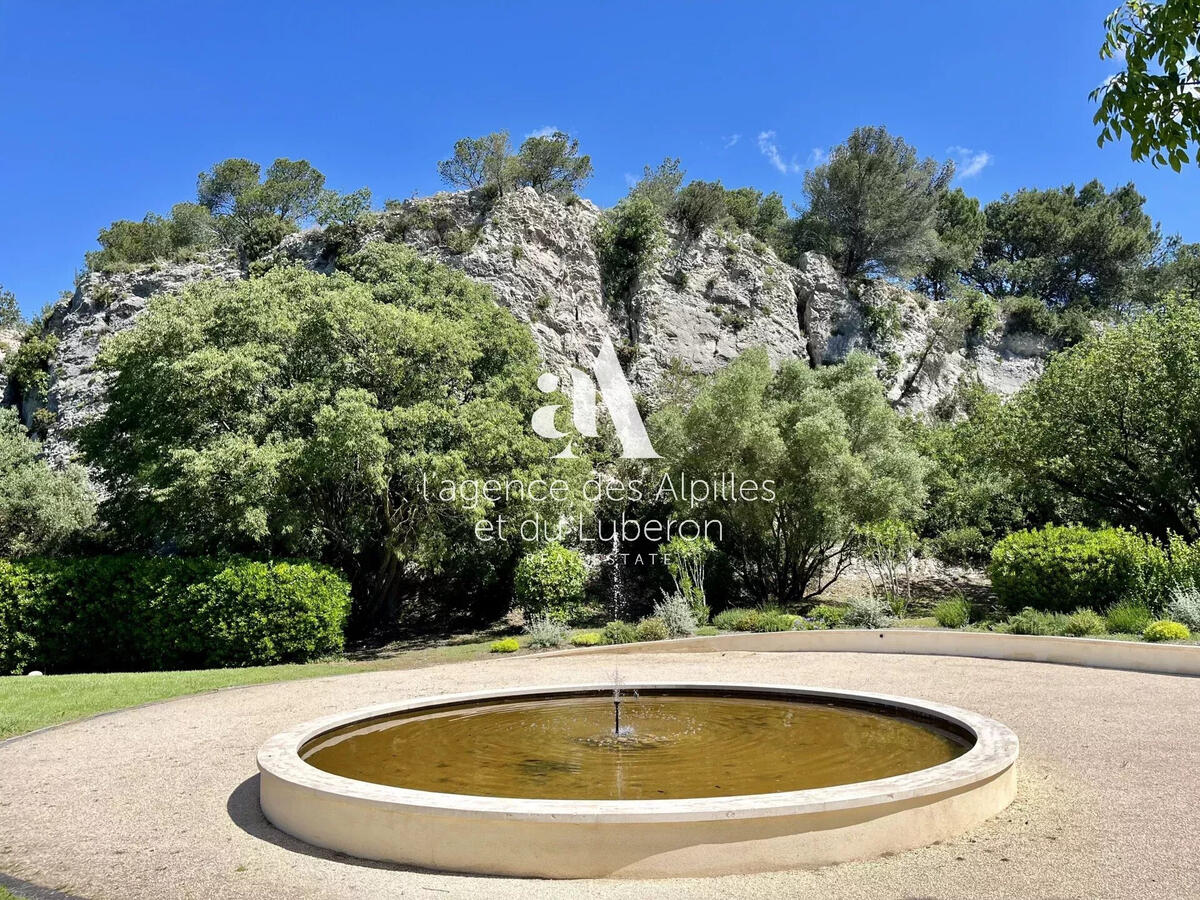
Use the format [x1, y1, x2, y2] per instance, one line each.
[20, 253, 241, 467]
[7, 189, 1049, 467]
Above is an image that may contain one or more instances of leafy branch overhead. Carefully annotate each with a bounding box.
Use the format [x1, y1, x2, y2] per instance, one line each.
[1092, 0, 1200, 169]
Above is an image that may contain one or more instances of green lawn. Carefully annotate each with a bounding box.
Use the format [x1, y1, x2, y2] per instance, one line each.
[0, 637, 504, 742]
[0, 885, 19, 900]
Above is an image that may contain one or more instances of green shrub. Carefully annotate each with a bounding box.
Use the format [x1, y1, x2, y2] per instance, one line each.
[570, 632, 601, 647]
[749, 610, 796, 632]
[182, 560, 351, 667]
[1003, 295, 1054, 335]
[490, 637, 519, 653]
[1106, 598, 1153, 634]
[1005, 607, 1071, 636]
[695, 625, 719, 636]
[652, 591, 697, 638]
[1143, 620, 1191, 643]
[1062, 608, 1108, 637]
[513, 543, 587, 623]
[635, 617, 670, 642]
[712, 607, 757, 631]
[601, 620, 637, 645]
[930, 526, 992, 566]
[843, 596, 893, 629]
[807, 604, 847, 628]
[1163, 585, 1200, 631]
[0, 555, 350, 674]
[989, 525, 1166, 614]
[523, 613, 568, 649]
[933, 596, 971, 628]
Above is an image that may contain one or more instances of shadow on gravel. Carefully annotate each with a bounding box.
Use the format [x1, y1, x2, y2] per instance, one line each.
[227, 774, 502, 879]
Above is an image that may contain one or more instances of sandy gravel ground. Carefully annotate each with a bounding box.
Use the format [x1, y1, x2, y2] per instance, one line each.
[1, 650, 1197, 900]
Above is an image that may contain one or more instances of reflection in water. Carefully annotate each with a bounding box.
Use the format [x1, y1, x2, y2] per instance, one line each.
[302, 692, 969, 801]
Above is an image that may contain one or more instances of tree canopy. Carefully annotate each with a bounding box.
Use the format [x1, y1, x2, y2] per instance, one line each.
[1005, 299, 1200, 540]
[0, 407, 95, 557]
[799, 125, 953, 277]
[967, 180, 1159, 310]
[650, 349, 927, 607]
[77, 244, 585, 625]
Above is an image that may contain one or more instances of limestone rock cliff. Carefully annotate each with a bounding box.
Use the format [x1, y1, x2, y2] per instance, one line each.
[7, 188, 1049, 466]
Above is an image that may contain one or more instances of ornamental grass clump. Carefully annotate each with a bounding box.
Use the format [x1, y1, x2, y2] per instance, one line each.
[1005, 607, 1070, 636]
[1105, 599, 1153, 634]
[933, 596, 971, 628]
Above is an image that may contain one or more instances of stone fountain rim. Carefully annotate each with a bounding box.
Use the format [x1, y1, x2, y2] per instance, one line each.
[257, 681, 1018, 824]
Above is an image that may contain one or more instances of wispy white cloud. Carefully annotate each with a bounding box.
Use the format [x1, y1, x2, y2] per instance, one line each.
[723, 133, 741, 149]
[526, 125, 559, 139]
[758, 131, 800, 174]
[806, 146, 829, 167]
[948, 145, 993, 179]
[623, 172, 639, 188]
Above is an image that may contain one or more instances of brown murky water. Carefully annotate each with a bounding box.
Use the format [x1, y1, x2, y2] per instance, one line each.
[301, 690, 970, 801]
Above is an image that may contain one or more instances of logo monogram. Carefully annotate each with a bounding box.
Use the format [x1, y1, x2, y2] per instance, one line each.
[532, 338, 660, 459]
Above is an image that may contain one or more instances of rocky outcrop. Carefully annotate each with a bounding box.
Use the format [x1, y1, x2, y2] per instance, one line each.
[7, 189, 1048, 466]
[16, 253, 240, 468]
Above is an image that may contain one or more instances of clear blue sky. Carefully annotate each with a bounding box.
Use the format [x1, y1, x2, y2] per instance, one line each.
[2, 0, 1197, 317]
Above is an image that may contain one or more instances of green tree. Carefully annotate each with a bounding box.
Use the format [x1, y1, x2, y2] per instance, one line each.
[671, 180, 727, 241]
[969, 180, 1159, 310]
[650, 349, 927, 607]
[86, 204, 218, 272]
[629, 157, 685, 213]
[0, 408, 96, 556]
[913, 383, 1043, 564]
[1157, 240, 1200, 300]
[77, 244, 586, 625]
[799, 125, 953, 277]
[594, 194, 665, 343]
[196, 157, 326, 259]
[1006, 299, 1200, 540]
[314, 187, 373, 227]
[1092, 0, 1200, 169]
[915, 188, 986, 303]
[436, 132, 513, 194]
[0, 285, 21, 328]
[510, 131, 593, 198]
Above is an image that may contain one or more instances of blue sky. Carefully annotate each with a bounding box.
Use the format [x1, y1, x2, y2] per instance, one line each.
[2, 0, 1197, 316]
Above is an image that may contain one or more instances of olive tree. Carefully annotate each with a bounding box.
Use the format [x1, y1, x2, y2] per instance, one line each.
[650, 349, 927, 607]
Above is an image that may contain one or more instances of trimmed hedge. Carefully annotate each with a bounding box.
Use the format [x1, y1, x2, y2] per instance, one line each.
[989, 525, 1165, 614]
[0, 555, 351, 674]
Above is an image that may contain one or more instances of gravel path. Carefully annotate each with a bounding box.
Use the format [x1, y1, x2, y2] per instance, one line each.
[0, 650, 1196, 899]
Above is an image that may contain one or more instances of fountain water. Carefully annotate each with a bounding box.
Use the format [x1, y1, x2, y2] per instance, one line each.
[259, 683, 1020, 877]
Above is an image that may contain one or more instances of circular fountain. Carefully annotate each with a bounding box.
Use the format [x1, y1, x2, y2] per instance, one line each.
[258, 683, 1018, 878]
